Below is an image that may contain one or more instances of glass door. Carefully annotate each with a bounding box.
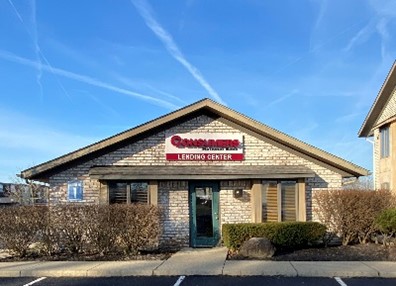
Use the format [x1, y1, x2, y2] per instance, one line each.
[189, 181, 219, 247]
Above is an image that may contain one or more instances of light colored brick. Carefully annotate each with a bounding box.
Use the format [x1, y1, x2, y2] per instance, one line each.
[48, 114, 343, 247]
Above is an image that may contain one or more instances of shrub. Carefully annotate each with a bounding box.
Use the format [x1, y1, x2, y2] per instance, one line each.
[47, 205, 95, 255]
[222, 222, 326, 251]
[0, 206, 47, 257]
[85, 205, 125, 255]
[375, 208, 396, 246]
[0, 204, 161, 257]
[313, 189, 395, 245]
[117, 204, 161, 255]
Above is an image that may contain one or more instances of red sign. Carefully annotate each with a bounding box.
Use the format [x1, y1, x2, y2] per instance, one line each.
[165, 133, 244, 161]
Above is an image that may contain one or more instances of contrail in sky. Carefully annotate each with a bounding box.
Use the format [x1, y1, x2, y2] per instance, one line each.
[131, 0, 227, 106]
[8, 0, 71, 100]
[0, 50, 180, 110]
[30, 0, 43, 100]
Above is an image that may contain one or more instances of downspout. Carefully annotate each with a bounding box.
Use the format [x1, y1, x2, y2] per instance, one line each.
[365, 138, 375, 189]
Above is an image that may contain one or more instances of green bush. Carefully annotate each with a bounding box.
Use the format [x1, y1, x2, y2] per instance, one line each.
[375, 208, 396, 246]
[222, 222, 326, 251]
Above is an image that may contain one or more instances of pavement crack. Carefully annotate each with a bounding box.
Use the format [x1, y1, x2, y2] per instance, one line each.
[221, 255, 227, 275]
[85, 262, 105, 277]
[289, 261, 299, 277]
[361, 261, 380, 277]
[152, 258, 168, 275]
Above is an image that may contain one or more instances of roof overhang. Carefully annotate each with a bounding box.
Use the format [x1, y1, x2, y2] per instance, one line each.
[21, 98, 369, 181]
[89, 165, 316, 180]
[359, 61, 396, 137]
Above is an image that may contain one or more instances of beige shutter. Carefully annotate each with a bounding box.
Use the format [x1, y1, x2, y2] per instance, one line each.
[149, 181, 158, 206]
[298, 179, 306, 221]
[252, 180, 262, 223]
[99, 181, 109, 205]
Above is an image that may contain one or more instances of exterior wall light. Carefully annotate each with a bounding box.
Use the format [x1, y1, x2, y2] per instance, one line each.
[233, 189, 243, 198]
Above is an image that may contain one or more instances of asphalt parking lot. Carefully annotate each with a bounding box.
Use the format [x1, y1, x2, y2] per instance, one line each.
[1, 276, 396, 286]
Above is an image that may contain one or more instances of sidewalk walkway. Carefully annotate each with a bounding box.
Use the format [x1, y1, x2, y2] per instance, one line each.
[0, 248, 395, 278]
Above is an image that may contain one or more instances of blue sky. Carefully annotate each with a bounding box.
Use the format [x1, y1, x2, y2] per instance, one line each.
[0, 0, 396, 182]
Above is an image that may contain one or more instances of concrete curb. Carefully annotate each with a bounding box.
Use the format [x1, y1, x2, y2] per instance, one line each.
[1, 261, 396, 278]
[223, 261, 297, 276]
[290, 261, 379, 278]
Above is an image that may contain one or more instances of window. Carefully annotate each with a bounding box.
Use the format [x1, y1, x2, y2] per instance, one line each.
[131, 182, 148, 203]
[67, 180, 83, 201]
[109, 182, 128, 204]
[380, 125, 390, 158]
[262, 180, 298, 222]
[381, 182, 390, 190]
[109, 181, 148, 204]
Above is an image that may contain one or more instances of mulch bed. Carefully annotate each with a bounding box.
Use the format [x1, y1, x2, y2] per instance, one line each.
[0, 250, 174, 262]
[228, 243, 396, 261]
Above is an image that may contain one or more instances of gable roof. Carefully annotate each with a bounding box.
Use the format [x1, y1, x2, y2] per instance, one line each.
[21, 98, 368, 180]
[359, 61, 396, 137]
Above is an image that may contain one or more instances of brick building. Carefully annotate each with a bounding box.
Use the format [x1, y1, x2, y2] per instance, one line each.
[21, 99, 368, 248]
[359, 61, 396, 191]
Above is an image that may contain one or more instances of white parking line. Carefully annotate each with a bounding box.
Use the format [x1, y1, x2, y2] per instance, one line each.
[173, 275, 186, 286]
[334, 277, 348, 286]
[23, 277, 47, 286]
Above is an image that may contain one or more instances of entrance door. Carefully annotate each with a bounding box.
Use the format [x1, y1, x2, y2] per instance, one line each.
[189, 181, 220, 247]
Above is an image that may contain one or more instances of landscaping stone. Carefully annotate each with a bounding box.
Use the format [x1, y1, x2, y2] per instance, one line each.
[239, 237, 276, 259]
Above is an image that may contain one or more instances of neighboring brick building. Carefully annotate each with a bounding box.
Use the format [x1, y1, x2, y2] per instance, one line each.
[359, 61, 396, 191]
[21, 99, 368, 248]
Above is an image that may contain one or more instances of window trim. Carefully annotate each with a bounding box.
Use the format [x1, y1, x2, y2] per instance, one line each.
[262, 180, 299, 222]
[67, 180, 84, 201]
[108, 181, 149, 205]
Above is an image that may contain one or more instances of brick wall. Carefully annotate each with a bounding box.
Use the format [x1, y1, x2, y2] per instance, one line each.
[158, 181, 189, 248]
[48, 114, 344, 245]
[220, 180, 252, 224]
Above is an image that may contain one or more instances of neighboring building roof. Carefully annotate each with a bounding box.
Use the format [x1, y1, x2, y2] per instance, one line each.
[89, 165, 316, 180]
[20, 98, 369, 180]
[359, 61, 396, 137]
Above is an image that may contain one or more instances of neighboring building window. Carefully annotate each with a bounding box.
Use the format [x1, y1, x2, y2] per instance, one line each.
[381, 182, 390, 190]
[0, 183, 4, 197]
[262, 180, 298, 222]
[109, 181, 148, 204]
[67, 180, 83, 201]
[380, 125, 390, 158]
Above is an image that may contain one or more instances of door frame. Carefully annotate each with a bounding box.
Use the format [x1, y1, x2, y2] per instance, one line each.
[189, 181, 220, 247]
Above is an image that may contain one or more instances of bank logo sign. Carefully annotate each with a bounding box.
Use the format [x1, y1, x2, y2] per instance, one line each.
[165, 133, 244, 161]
